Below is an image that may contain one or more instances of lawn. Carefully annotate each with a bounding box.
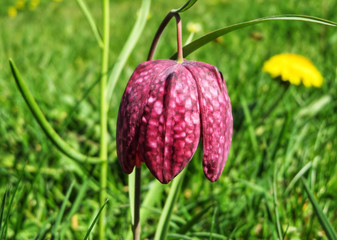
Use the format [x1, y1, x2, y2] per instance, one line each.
[1, 0, 337, 239]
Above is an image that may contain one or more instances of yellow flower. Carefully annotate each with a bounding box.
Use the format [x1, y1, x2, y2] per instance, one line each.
[187, 22, 202, 33]
[8, 6, 17, 18]
[263, 53, 323, 88]
[15, 0, 26, 10]
[29, 0, 40, 10]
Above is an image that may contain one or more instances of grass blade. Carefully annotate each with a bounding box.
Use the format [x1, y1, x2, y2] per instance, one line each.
[172, 0, 198, 13]
[273, 176, 283, 240]
[0, 187, 8, 237]
[51, 181, 75, 240]
[302, 178, 337, 240]
[9, 59, 102, 164]
[60, 177, 91, 239]
[154, 169, 186, 240]
[83, 199, 109, 240]
[171, 15, 337, 58]
[167, 233, 195, 240]
[76, 0, 103, 48]
[177, 205, 212, 234]
[209, 206, 218, 240]
[189, 232, 228, 239]
[106, 0, 151, 104]
[1, 181, 21, 240]
[284, 162, 312, 195]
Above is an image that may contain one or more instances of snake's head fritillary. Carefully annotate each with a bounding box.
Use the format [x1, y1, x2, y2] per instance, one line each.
[117, 59, 233, 184]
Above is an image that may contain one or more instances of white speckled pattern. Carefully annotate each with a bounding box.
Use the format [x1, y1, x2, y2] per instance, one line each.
[117, 59, 233, 183]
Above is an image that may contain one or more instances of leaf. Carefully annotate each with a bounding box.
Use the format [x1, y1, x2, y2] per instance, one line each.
[154, 168, 186, 240]
[171, 15, 337, 59]
[284, 162, 312, 195]
[0, 181, 20, 240]
[106, 0, 151, 104]
[9, 59, 101, 164]
[0, 188, 8, 237]
[302, 178, 337, 240]
[51, 181, 75, 240]
[297, 95, 331, 118]
[83, 199, 109, 240]
[60, 177, 91, 238]
[76, 0, 103, 48]
[177, 205, 212, 234]
[172, 0, 198, 13]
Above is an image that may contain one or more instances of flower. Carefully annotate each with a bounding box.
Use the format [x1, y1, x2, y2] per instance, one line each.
[187, 22, 202, 33]
[29, 0, 40, 10]
[117, 59, 233, 184]
[8, 6, 18, 18]
[15, 0, 26, 10]
[263, 53, 323, 88]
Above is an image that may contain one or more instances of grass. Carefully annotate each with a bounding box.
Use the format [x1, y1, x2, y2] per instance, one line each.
[1, 0, 337, 239]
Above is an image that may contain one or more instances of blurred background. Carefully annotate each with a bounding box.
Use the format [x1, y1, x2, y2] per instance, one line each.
[1, 0, 337, 239]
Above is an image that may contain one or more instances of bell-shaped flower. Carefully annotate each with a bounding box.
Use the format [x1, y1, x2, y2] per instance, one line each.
[117, 59, 233, 184]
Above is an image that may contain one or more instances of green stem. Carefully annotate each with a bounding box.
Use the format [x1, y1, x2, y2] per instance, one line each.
[99, 0, 110, 238]
[9, 59, 102, 164]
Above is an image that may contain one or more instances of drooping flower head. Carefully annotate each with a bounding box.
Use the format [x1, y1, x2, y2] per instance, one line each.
[263, 53, 323, 87]
[117, 59, 233, 184]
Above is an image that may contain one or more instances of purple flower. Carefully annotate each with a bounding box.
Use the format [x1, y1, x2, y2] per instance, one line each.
[117, 59, 233, 184]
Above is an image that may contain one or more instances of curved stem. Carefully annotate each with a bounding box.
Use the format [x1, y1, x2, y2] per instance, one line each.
[9, 59, 102, 164]
[99, 0, 110, 238]
[147, 11, 183, 61]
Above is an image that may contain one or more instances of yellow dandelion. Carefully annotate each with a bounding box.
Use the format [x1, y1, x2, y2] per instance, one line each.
[29, 0, 40, 10]
[8, 6, 17, 18]
[263, 53, 323, 88]
[187, 22, 202, 34]
[15, 0, 26, 10]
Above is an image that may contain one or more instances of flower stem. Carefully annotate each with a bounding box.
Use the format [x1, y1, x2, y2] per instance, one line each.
[99, 0, 110, 238]
[133, 167, 141, 240]
[175, 14, 183, 63]
[147, 11, 183, 61]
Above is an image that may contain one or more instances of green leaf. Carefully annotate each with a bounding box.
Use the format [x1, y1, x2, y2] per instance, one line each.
[273, 176, 283, 240]
[9, 59, 102, 164]
[302, 178, 337, 240]
[177, 205, 212, 234]
[60, 177, 91, 238]
[76, 0, 103, 48]
[0, 181, 20, 240]
[171, 15, 337, 59]
[51, 181, 75, 239]
[106, 0, 151, 104]
[0, 187, 8, 237]
[172, 0, 198, 13]
[154, 168, 186, 240]
[284, 162, 312, 195]
[83, 199, 109, 240]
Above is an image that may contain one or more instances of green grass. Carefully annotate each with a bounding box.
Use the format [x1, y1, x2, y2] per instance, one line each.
[1, 0, 337, 239]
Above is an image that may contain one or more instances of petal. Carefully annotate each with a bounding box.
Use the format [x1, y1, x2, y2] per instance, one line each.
[117, 60, 175, 173]
[183, 61, 233, 182]
[139, 64, 201, 183]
